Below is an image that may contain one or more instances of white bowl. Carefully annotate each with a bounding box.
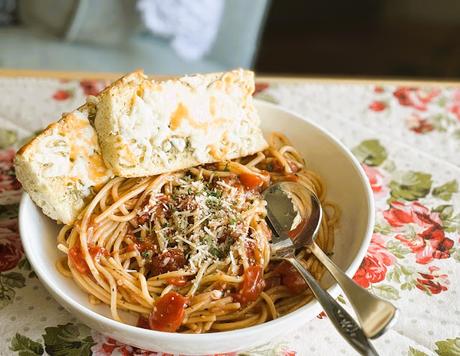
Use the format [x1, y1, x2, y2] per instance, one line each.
[19, 100, 375, 354]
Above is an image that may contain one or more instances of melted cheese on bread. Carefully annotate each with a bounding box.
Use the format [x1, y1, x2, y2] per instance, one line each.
[95, 69, 268, 177]
[15, 108, 112, 224]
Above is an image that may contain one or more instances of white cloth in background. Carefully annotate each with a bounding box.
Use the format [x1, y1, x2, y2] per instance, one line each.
[137, 0, 224, 61]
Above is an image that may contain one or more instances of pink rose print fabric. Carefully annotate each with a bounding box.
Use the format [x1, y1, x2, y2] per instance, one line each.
[368, 85, 460, 137]
[0, 76, 459, 356]
[353, 233, 395, 288]
[0, 218, 23, 272]
[0, 148, 22, 205]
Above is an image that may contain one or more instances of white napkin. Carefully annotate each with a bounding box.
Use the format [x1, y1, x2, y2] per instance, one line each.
[137, 0, 224, 61]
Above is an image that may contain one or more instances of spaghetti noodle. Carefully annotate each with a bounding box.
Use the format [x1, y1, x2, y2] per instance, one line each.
[57, 132, 339, 333]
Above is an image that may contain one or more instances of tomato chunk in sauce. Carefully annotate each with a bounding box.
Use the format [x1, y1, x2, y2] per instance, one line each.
[239, 173, 264, 190]
[88, 244, 109, 261]
[68, 244, 108, 275]
[275, 261, 307, 294]
[68, 246, 89, 274]
[148, 292, 188, 332]
[151, 248, 186, 276]
[236, 265, 266, 305]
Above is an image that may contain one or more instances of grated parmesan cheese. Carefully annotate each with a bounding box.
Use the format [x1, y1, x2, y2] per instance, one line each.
[136, 172, 265, 274]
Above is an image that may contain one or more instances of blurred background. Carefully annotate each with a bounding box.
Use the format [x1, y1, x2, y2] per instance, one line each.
[1, 0, 460, 79]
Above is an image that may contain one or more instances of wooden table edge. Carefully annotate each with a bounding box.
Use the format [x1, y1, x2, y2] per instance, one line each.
[0, 68, 459, 87]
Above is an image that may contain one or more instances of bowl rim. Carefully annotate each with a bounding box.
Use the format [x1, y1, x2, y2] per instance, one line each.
[19, 99, 375, 343]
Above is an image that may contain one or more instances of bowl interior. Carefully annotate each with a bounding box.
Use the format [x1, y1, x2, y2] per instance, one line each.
[19, 100, 374, 353]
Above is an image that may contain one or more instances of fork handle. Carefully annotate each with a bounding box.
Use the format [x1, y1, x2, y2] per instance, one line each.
[309, 243, 398, 339]
[286, 257, 379, 356]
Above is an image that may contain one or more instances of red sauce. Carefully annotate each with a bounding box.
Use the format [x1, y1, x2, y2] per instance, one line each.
[236, 265, 265, 305]
[88, 244, 109, 261]
[68, 246, 89, 274]
[283, 174, 298, 182]
[135, 238, 157, 254]
[245, 241, 257, 265]
[126, 244, 136, 252]
[275, 261, 307, 294]
[239, 173, 264, 190]
[136, 315, 150, 329]
[264, 276, 281, 290]
[151, 248, 186, 276]
[268, 159, 284, 173]
[148, 292, 188, 332]
[137, 195, 170, 225]
[288, 160, 300, 173]
[137, 212, 150, 225]
[68, 244, 108, 275]
[166, 277, 189, 287]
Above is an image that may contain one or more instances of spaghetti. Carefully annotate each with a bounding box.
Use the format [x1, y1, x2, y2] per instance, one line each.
[57, 132, 339, 333]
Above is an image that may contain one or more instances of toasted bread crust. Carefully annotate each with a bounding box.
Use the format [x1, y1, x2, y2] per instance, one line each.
[15, 71, 148, 223]
[95, 69, 268, 177]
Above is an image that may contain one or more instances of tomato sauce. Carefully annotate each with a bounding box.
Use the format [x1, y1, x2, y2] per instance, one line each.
[148, 292, 188, 332]
[136, 315, 150, 329]
[288, 160, 300, 173]
[151, 248, 186, 276]
[235, 265, 265, 305]
[137, 212, 150, 225]
[266, 159, 284, 173]
[264, 276, 281, 290]
[275, 261, 307, 294]
[239, 173, 264, 190]
[135, 238, 158, 254]
[166, 277, 189, 287]
[283, 174, 298, 182]
[88, 243, 109, 261]
[68, 244, 109, 275]
[68, 246, 89, 274]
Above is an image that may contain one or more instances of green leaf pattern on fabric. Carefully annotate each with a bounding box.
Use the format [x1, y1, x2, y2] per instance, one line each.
[0, 204, 19, 219]
[389, 171, 433, 201]
[432, 180, 459, 201]
[408, 346, 428, 356]
[18, 258, 32, 271]
[453, 249, 460, 263]
[0, 286, 15, 310]
[9, 334, 44, 356]
[352, 139, 388, 166]
[1, 272, 26, 288]
[434, 205, 460, 233]
[371, 284, 400, 300]
[435, 338, 460, 356]
[0, 272, 26, 310]
[43, 323, 95, 356]
[386, 241, 412, 259]
[0, 128, 18, 149]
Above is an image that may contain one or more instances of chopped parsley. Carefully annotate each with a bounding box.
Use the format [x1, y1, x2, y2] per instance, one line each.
[209, 246, 224, 258]
[141, 250, 153, 259]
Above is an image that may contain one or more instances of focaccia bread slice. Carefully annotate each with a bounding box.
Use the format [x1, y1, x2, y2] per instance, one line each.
[95, 69, 268, 177]
[15, 106, 113, 224]
[14, 72, 147, 224]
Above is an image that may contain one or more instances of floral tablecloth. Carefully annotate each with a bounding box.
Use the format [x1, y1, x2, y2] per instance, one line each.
[0, 75, 459, 356]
